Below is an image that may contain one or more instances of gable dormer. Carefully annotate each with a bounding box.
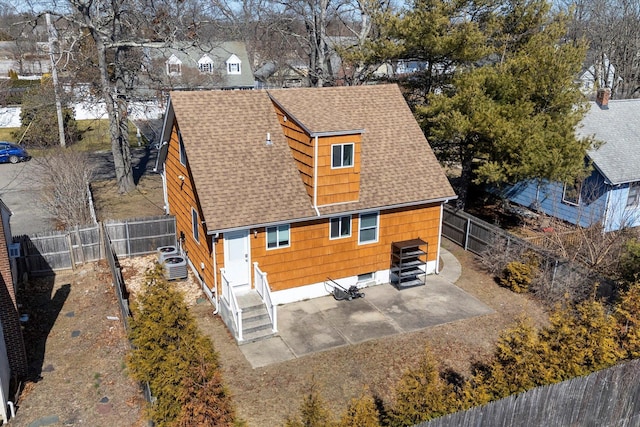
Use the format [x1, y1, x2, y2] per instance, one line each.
[269, 99, 362, 207]
[198, 54, 214, 74]
[226, 54, 241, 75]
[166, 54, 182, 76]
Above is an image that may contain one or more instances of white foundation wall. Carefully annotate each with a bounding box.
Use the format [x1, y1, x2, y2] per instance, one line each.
[270, 259, 437, 305]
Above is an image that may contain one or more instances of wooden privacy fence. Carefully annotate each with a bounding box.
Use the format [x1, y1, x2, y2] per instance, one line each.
[420, 358, 640, 427]
[13, 215, 176, 276]
[441, 205, 596, 294]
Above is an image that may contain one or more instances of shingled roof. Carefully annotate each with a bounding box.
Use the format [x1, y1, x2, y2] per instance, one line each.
[269, 85, 456, 216]
[168, 90, 313, 231]
[578, 99, 640, 185]
[166, 84, 456, 231]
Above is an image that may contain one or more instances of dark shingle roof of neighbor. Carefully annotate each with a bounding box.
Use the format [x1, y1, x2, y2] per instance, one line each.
[578, 99, 640, 185]
[168, 84, 456, 231]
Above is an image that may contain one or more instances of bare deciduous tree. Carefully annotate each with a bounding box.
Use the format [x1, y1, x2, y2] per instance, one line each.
[34, 149, 95, 227]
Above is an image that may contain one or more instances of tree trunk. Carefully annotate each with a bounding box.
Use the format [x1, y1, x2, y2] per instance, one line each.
[94, 37, 135, 193]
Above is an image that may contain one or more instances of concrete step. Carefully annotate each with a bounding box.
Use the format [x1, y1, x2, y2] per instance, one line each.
[240, 327, 277, 345]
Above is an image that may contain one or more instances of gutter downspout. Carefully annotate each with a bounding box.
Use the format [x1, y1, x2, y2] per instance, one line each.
[212, 235, 219, 314]
[313, 135, 320, 216]
[436, 201, 447, 274]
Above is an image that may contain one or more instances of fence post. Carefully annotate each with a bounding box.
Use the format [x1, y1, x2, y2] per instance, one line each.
[76, 226, 86, 264]
[464, 218, 471, 251]
[126, 220, 131, 257]
[66, 233, 76, 270]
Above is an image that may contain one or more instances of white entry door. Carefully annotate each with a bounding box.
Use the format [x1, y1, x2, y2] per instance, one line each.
[224, 230, 250, 287]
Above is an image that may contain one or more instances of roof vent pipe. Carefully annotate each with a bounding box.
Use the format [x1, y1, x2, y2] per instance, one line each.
[266, 132, 272, 146]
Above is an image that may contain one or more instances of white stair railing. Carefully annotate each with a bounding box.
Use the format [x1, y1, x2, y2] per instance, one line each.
[220, 268, 243, 341]
[253, 262, 277, 333]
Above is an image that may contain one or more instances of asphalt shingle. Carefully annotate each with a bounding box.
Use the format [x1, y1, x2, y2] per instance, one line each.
[168, 84, 456, 231]
[578, 99, 640, 185]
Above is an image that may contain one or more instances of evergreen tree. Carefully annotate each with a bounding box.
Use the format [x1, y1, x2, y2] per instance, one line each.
[127, 266, 236, 426]
[388, 348, 458, 426]
[619, 239, 640, 284]
[539, 300, 623, 382]
[614, 282, 640, 359]
[338, 388, 381, 427]
[285, 382, 333, 427]
[176, 357, 236, 427]
[16, 80, 80, 147]
[418, 0, 591, 206]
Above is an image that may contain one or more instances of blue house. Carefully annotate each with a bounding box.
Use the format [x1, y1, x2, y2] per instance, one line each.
[504, 93, 640, 232]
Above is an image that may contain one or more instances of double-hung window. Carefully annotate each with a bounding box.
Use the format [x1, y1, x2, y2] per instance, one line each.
[331, 143, 354, 168]
[330, 215, 351, 239]
[358, 212, 379, 244]
[266, 224, 290, 249]
[191, 208, 200, 243]
[627, 182, 640, 208]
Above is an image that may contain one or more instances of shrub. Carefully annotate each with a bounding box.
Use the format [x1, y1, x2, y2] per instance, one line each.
[387, 348, 459, 426]
[500, 261, 534, 293]
[338, 388, 381, 427]
[285, 382, 332, 427]
[127, 266, 236, 426]
[13, 81, 80, 147]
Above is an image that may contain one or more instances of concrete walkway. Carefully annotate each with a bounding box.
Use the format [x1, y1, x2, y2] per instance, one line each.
[239, 248, 494, 368]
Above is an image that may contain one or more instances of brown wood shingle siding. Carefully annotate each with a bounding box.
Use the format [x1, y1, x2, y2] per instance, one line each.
[316, 134, 361, 205]
[274, 104, 315, 200]
[251, 204, 442, 291]
[165, 122, 215, 288]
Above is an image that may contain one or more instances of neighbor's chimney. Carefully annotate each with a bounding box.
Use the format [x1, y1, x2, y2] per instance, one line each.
[596, 87, 611, 110]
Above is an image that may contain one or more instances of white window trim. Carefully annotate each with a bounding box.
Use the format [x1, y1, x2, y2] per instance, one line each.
[329, 215, 352, 240]
[562, 182, 581, 206]
[191, 207, 200, 243]
[358, 211, 379, 244]
[627, 182, 640, 208]
[266, 224, 291, 250]
[166, 54, 182, 76]
[331, 143, 355, 169]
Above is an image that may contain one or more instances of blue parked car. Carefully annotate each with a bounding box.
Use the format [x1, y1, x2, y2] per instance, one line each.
[0, 141, 30, 164]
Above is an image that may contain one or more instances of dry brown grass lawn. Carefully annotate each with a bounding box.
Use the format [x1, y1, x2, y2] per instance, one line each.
[91, 175, 164, 221]
[192, 239, 548, 426]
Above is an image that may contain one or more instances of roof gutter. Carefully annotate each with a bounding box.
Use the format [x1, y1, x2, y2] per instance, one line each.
[206, 195, 457, 235]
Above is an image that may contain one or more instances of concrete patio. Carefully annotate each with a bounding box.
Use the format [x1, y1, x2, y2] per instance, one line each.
[239, 247, 494, 368]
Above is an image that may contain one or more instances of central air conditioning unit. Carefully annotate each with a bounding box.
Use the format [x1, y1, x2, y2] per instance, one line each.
[163, 256, 188, 280]
[157, 245, 178, 263]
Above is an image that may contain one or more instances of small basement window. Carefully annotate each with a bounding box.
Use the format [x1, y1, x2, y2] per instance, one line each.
[357, 272, 374, 282]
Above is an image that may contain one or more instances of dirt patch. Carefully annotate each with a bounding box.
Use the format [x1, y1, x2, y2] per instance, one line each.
[119, 254, 203, 307]
[192, 239, 548, 426]
[12, 264, 145, 426]
[91, 175, 165, 221]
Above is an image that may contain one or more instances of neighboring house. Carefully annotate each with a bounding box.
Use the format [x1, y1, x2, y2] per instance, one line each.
[0, 199, 27, 422]
[155, 84, 456, 341]
[0, 41, 50, 77]
[578, 55, 622, 97]
[504, 90, 640, 232]
[137, 41, 254, 98]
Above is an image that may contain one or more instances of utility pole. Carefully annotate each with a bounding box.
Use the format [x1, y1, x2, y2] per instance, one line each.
[46, 13, 66, 147]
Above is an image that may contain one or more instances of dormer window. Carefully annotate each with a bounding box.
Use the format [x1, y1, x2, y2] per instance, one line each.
[226, 54, 241, 75]
[198, 54, 214, 74]
[331, 143, 354, 168]
[166, 54, 182, 76]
